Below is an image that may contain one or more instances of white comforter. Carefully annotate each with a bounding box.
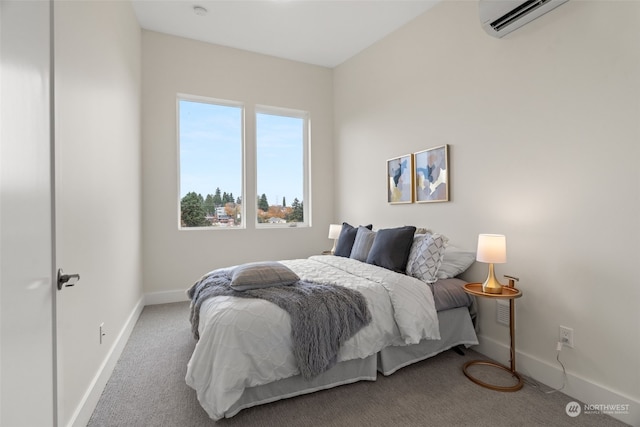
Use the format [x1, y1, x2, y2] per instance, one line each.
[185, 255, 440, 420]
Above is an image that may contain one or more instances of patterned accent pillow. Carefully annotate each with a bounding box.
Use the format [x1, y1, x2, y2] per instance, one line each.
[230, 261, 300, 291]
[406, 233, 447, 283]
[349, 227, 377, 262]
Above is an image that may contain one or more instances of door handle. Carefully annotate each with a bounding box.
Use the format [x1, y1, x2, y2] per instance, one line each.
[57, 268, 80, 290]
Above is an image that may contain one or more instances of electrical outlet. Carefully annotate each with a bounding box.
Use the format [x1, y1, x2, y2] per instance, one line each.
[99, 323, 105, 344]
[559, 325, 573, 348]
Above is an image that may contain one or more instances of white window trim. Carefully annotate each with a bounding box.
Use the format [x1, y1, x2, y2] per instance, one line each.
[176, 93, 246, 230]
[254, 104, 311, 228]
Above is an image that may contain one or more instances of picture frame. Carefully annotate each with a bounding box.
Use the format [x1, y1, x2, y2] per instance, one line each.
[414, 145, 449, 203]
[387, 154, 414, 204]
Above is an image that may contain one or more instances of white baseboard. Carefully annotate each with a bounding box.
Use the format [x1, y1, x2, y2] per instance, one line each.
[144, 289, 189, 305]
[67, 290, 188, 427]
[68, 296, 145, 427]
[475, 334, 639, 426]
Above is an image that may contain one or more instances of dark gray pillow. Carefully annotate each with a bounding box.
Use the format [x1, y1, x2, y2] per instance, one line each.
[366, 226, 417, 272]
[230, 261, 300, 291]
[334, 222, 373, 257]
[349, 227, 377, 262]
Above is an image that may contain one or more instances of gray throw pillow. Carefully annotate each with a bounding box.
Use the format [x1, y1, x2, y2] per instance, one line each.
[230, 261, 300, 291]
[366, 226, 417, 273]
[349, 227, 377, 262]
[334, 222, 373, 257]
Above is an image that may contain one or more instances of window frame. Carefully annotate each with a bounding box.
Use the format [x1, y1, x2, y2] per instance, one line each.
[176, 93, 246, 230]
[254, 104, 311, 229]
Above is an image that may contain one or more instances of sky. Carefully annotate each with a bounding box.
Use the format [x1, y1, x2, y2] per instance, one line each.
[179, 100, 304, 206]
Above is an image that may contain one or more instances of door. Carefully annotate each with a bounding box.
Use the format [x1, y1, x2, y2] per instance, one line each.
[0, 1, 56, 426]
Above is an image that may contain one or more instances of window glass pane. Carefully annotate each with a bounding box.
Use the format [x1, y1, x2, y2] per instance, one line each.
[256, 111, 306, 226]
[179, 99, 243, 228]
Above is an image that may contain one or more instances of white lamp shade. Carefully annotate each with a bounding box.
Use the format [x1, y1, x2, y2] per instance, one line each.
[328, 224, 342, 239]
[476, 234, 506, 263]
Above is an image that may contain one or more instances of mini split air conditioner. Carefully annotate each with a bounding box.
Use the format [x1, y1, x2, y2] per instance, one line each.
[479, 0, 569, 38]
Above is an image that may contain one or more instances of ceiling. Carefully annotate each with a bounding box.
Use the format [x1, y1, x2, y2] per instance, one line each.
[132, 0, 439, 68]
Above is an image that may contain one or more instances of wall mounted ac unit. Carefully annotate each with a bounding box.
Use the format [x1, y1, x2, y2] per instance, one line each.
[479, 0, 568, 38]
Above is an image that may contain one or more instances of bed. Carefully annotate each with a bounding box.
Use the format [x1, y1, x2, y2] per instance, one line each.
[186, 226, 478, 420]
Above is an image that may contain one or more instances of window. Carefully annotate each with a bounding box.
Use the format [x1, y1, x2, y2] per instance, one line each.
[256, 107, 309, 227]
[178, 97, 243, 228]
[177, 96, 310, 230]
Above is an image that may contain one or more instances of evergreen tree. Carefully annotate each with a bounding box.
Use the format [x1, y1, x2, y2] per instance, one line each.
[213, 187, 222, 206]
[282, 196, 286, 207]
[258, 193, 269, 212]
[290, 198, 304, 222]
[181, 192, 208, 227]
[203, 194, 215, 215]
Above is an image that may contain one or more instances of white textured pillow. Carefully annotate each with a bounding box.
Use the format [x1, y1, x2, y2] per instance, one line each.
[414, 227, 432, 235]
[436, 246, 476, 279]
[230, 261, 300, 291]
[406, 233, 447, 283]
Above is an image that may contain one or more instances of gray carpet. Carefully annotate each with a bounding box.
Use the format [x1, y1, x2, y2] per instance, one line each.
[88, 302, 628, 426]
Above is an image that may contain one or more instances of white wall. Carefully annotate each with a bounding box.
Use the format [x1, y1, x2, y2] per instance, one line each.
[54, 2, 142, 426]
[334, 1, 639, 423]
[141, 31, 334, 294]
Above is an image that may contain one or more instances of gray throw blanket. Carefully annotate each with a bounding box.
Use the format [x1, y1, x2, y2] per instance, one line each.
[187, 268, 372, 379]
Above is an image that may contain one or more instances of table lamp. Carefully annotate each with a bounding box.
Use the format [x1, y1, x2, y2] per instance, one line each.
[476, 234, 506, 294]
[328, 224, 342, 254]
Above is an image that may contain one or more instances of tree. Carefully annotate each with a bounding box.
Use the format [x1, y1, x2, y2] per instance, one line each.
[222, 192, 230, 204]
[258, 193, 269, 212]
[282, 196, 286, 207]
[290, 198, 303, 222]
[268, 205, 285, 219]
[181, 192, 208, 227]
[203, 194, 215, 215]
[213, 187, 222, 207]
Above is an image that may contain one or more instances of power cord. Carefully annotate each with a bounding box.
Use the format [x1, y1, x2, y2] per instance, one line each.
[525, 341, 567, 394]
[545, 341, 567, 393]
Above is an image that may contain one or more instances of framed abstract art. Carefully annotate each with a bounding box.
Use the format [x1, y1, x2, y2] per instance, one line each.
[414, 145, 449, 203]
[387, 154, 414, 204]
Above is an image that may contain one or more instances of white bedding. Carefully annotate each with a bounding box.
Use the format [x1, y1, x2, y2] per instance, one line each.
[185, 255, 440, 420]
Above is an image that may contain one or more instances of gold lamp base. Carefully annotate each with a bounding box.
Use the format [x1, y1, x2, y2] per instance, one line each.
[482, 263, 503, 294]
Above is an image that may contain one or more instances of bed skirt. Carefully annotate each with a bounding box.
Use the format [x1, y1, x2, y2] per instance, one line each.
[221, 306, 478, 419]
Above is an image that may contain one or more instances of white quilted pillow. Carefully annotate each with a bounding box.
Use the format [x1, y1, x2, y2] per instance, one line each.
[406, 233, 447, 283]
